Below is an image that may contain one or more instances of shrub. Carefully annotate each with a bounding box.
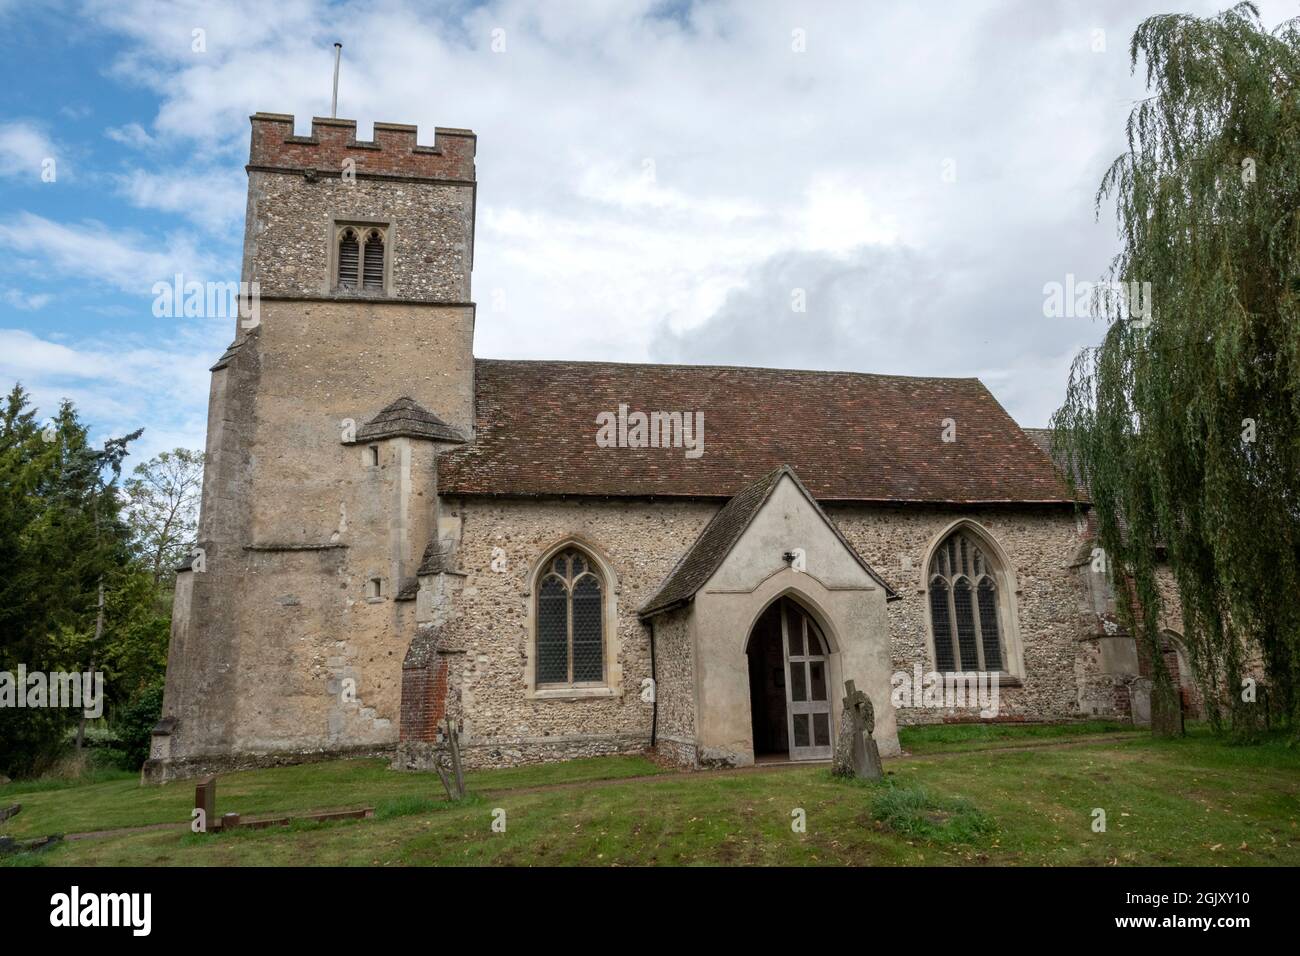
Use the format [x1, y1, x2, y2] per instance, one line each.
[375, 793, 481, 819]
[0, 708, 73, 780]
[112, 682, 164, 770]
[869, 781, 997, 844]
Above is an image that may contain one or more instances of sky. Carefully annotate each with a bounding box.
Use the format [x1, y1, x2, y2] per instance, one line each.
[0, 0, 1294, 464]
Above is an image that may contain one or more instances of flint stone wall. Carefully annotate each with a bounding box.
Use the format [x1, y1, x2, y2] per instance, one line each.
[429, 497, 1103, 765]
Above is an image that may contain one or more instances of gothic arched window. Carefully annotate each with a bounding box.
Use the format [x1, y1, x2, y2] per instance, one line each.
[336, 227, 360, 289]
[536, 547, 605, 686]
[362, 228, 385, 290]
[927, 529, 1007, 672]
[335, 223, 388, 292]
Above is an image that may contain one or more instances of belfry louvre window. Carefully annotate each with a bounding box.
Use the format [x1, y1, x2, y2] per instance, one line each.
[337, 228, 360, 289]
[536, 548, 605, 686]
[927, 530, 1005, 672]
[362, 229, 384, 289]
[335, 224, 388, 292]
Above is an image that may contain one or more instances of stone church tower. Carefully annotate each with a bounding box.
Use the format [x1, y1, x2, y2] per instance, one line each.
[148, 113, 478, 776]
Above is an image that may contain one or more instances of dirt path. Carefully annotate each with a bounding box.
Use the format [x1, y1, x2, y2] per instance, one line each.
[892, 732, 1142, 764]
[55, 732, 1141, 841]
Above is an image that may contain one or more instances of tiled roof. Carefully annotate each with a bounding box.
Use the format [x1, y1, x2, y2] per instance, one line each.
[639, 466, 898, 618]
[1025, 428, 1140, 547]
[355, 396, 466, 444]
[439, 360, 1074, 503]
[1022, 427, 1088, 500]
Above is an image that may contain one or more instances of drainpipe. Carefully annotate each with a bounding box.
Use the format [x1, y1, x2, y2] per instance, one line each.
[649, 625, 658, 748]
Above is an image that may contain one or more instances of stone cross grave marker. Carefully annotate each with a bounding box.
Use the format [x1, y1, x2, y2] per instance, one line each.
[833, 679, 883, 779]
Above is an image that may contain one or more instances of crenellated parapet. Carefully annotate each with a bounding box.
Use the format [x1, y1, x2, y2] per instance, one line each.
[248, 113, 475, 183]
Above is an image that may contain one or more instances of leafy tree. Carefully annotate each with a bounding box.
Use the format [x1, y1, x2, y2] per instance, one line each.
[123, 448, 204, 588]
[1053, 3, 1300, 736]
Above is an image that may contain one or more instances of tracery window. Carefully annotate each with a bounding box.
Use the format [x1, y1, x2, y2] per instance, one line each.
[361, 228, 385, 290]
[536, 547, 605, 686]
[335, 224, 387, 291]
[927, 529, 1007, 672]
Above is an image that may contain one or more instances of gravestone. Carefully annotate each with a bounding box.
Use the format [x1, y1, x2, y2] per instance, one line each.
[194, 776, 217, 833]
[1129, 678, 1152, 727]
[832, 679, 883, 779]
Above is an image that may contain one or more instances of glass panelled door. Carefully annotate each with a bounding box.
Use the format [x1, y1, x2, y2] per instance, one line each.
[780, 599, 833, 760]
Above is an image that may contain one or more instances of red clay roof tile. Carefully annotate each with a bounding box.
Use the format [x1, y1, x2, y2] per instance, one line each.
[439, 359, 1073, 504]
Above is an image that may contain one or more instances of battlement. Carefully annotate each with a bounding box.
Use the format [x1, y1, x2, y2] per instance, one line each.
[248, 113, 476, 183]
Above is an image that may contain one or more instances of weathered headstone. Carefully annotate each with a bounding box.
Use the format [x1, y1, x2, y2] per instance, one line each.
[1129, 678, 1152, 727]
[832, 680, 883, 780]
[194, 776, 217, 832]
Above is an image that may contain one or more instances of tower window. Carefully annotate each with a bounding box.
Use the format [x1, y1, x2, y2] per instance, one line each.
[362, 229, 385, 290]
[337, 228, 359, 290]
[367, 577, 383, 599]
[367, 444, 379, 466]
[334, 223, 388, 292]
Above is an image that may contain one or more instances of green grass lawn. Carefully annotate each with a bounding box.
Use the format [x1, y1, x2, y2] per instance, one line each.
[0, 753, 665, 839]
[2, 723, 1296, 866]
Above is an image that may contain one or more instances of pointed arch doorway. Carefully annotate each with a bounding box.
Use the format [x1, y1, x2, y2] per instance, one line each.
[746, 596, 833, 761]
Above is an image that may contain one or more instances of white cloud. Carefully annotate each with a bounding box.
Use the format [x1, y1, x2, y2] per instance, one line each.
[0, 121, 59, 181]
[0, 326, 223, 460]
[113, 167, 246, 232]
[0, 212, 230, 296]
[2, 288, 52, 310]
[106, 122, 157, 149]
[799, 175, 900, 255]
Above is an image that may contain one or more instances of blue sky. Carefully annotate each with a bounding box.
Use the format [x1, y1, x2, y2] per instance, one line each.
[1, 0, 1293, 466]
[0, 2, 247, 457]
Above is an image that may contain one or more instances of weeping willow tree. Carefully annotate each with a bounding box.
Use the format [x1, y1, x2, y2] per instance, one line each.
[1052, 3, 1300, 737]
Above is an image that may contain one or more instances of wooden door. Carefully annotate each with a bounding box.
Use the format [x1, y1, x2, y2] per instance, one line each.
[781, 599, 833, 760]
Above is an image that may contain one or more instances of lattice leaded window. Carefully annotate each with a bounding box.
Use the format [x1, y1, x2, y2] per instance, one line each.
[536, 548, 605, 686]
[927, 530, 1004, 672]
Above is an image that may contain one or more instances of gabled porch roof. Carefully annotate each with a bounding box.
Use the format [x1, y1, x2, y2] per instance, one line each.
[638, 465, 899, 619]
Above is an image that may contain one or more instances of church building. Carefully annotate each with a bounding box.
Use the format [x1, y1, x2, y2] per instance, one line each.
[145, 112, 1187, 782]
